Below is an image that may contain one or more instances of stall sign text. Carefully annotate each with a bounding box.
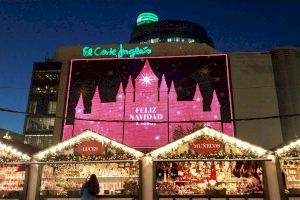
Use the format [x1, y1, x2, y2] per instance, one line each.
[190, 138, 223, 155]
[75, 141, 106, 156]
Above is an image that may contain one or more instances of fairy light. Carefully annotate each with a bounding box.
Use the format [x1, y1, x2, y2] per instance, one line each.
[150, 127, 268, 158]
[34, 130, 144, 160]
[0, 141, 30, 161]
[275, 139, 300, 157]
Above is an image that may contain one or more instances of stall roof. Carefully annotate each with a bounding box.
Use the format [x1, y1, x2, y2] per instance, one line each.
[0, 138, 35, 162]
[150, 127, 268, 159]
[275, 138, 300, 158]
[34, 130, 144, 161]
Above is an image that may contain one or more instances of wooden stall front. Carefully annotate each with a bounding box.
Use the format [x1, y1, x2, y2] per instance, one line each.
[276, 139, 300, 200]
[32, 130, 143, 200]
[0, 138, 37, 200]
[149, 127, 271, 200]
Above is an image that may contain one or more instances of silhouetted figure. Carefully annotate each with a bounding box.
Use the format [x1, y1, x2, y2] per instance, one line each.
[80, 174, 100, 200]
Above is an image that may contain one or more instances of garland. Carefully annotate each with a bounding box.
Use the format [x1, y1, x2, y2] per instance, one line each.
[41, 141, 137, 162]
[278, 147, 300, 158]
[156, 134, 263, 159]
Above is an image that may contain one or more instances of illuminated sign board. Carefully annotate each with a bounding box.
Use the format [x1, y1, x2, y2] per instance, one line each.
[63, 55, 234, 149]
[190, 138, 224, 155]
[82, 44, 152, 58]
[75, 141, 105, 156]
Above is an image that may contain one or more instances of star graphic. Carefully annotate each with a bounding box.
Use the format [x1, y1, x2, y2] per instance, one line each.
[199, 67, 210, 76]
[139, 73, 155, 86]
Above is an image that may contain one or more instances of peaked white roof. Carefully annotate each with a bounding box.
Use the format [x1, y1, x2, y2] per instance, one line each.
[34, 130, 144, 160]
[276, 139, 300, 157]
[0, 140, 30, 161]
[150, 127, 268, 159]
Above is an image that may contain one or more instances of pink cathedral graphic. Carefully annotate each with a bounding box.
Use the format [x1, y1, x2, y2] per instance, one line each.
[63, 59, 234, 148]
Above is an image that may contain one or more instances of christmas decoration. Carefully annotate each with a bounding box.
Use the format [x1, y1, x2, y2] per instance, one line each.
[276, 139, 300, 158]
[34, 130, 143, 162]
[150, 127, 268, 159]
[0, 141, 30, 162]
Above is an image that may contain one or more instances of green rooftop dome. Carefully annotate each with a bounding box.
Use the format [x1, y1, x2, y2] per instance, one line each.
[137, 12, 159, 26]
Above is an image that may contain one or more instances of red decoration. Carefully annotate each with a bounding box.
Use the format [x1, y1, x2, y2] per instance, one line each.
[190, 138, 223, 155]
[75, 141, 106, 156]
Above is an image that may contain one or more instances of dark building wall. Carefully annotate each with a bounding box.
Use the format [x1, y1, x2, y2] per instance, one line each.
[271, 47, 300, 143]
[228, 52, 283, 149]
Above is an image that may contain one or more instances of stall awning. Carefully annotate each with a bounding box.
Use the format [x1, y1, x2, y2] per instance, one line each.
[34, 130, 144, 162]
[150, 127, 269, 160]
[275, 139, 300, 158]
[0, 138, 33, 162]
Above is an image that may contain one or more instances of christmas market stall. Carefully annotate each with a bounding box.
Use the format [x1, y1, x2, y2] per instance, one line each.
[0, 138, 36, 200]
[149, 127, 271, 200]
[276, 139, 300, 199]
[32, 130, 144, 200]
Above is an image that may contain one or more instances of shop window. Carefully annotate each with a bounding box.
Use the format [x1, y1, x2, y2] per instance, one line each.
[26, 117, 55, 131]
[24, 135, 53, 148]
[155, 161, 264, 197]
[188, 38, 195, 43]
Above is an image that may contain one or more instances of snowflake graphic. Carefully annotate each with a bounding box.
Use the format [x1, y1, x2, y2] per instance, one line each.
[139, 73, 155, 86]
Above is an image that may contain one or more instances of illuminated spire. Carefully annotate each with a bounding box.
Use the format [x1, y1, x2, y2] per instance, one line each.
[136, 60, 158, 90]
[159, 74, 168, 92]
[91, 86, 100, 113]
[126, 76, 134, 101]
[193, 84, 202, 102]
[159, 74, 168, 102]
[116, 82, 125, 101]
[169, 81, 177, 102]
[75, 93, 85, 114]
[210, 90, 220, 116]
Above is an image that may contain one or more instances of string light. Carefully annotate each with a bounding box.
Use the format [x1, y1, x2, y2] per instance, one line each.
[275, 139, 300, 157]
[34, 130, 144, 161]
[150, 127, 268, 159]
[0, 141, 30, 162]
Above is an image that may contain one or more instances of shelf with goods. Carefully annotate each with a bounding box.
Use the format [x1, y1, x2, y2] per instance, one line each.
[276, 140, 300, 197]
[33, 130, 143, 200]
[0, 139, 35, 200]
[39, 162, 140, 198]
[150, 127, 269, 200]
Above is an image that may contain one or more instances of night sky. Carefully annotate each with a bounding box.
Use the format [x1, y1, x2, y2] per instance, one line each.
[0, 0, 299, 134]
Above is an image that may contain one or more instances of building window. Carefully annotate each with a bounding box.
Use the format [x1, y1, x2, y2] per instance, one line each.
[25, 135, 53, 148]
[188, 38, 195, 43]
[28, 101, 37, 114]
[26, 117, 55, 131]
[150, 38, 159, 43]
[48, 101, 56, 114]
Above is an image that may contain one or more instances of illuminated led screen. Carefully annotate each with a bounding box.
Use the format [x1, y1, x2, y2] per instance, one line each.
[63, 55, 234, 148]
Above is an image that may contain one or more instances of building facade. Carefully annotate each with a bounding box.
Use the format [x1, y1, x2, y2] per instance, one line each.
[23, 61, 62, 148]
[23, 14, 300, 150]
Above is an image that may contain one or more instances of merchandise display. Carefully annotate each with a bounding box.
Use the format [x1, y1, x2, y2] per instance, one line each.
[0, 139, 31, 199]
[276, 139, 300, 196]
[150, 127, 268, 199]
[40, 162, 139, 198]
[155, 161, 264, 196]
[0, 165, 26, 199]
[34, 130, 143, 199]
[281, 160, 300, 195]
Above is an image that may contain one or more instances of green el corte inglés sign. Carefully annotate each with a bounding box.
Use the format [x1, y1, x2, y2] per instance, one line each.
[82, 44, 152, 58]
